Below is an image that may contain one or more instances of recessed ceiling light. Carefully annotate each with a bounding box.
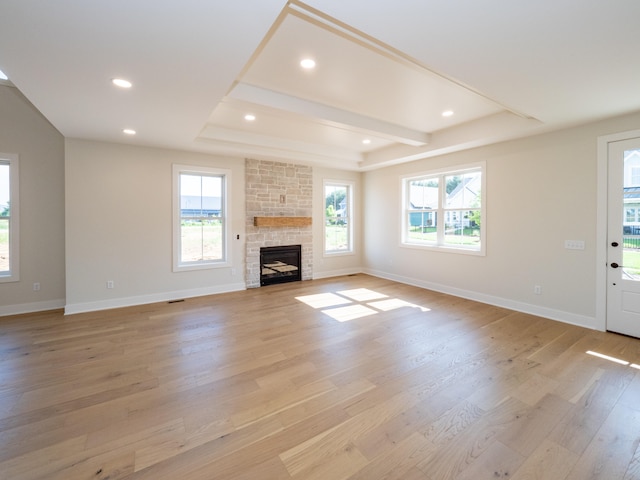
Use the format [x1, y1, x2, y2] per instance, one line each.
[362, 139, 371, 145]
[244, 114, 256, 121]
[112, 78, 132, 89]
[123, 128, 136, 135]
[442, 110, 454, 117]
[300, 58, 316, 70]
[0, 69, 8, 81]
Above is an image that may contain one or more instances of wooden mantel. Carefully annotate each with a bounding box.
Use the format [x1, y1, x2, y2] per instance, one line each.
[254, 216, 312, 227]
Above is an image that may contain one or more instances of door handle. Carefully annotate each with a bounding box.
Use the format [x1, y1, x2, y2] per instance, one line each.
[611, 262, 620, 268]
[612, 241, 619, 247]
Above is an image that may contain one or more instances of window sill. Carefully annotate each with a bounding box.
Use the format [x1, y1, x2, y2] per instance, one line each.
[173, 261, 230, 273]
[323, 250, 354, 258]
[400, 242, 485, 256]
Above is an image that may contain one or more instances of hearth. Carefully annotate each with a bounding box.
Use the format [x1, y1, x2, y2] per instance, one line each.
[260, 245, 301, 286]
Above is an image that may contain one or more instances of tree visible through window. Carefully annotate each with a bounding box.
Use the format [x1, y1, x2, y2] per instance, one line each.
[403, 164, 484, 253]
[325, 181, 353, 254]
[173, 165, 229, 271]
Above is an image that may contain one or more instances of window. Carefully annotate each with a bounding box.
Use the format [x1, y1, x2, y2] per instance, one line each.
[0, 153, 19, 282]
[324, 181, 353, 254]
[402, 163, 484, 254]
[173, 165, 230, 271]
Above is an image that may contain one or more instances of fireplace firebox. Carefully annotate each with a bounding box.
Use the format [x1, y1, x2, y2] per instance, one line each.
[260, 245, 302, 286]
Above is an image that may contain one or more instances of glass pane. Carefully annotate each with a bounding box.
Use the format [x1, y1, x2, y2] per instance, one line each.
[0, 163, 8, 218]
[325, 219, 348, 251]
[409, 178, 438, 210]
[407, 211, 437, 243]
[181, 218, 223, 262]
[325, 184, 350, 252]
[0, 163, 9, 273]
[180, 174, 222, 217]
[201, 175, 222, 217]
[623, 149, 640, 279]
[0, 218, 8, 273]
[325, 185, 348, 217]
[444, 171, 481, 209]
[180, 174, 202, 214]
[443, 210, 481, 249]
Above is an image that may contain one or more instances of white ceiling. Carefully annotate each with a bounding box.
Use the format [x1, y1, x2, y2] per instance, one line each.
[0, 0, 639, 171]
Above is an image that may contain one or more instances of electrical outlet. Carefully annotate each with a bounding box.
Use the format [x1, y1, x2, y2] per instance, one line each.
[33, 282, 40, 291]
[107, 280, 114, 289]
[534, 285, 542, 295]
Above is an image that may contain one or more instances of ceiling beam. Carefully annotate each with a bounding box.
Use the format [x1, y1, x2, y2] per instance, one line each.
[198, 124, 362, 165]
[228, 82, 430, 147]
[359, 112, 544, 170]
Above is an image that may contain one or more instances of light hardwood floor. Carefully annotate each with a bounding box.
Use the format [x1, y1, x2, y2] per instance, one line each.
[1, 274, 640, 479]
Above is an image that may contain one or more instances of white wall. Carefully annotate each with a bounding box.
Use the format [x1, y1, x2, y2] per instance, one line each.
[8, 85, 640, 325]
[363, 111, 640, 330]
[313, 166, 363, 278]
[64, 140, 247, 313]
[64, 140, 360, 313]
[0, 85, 65, 315]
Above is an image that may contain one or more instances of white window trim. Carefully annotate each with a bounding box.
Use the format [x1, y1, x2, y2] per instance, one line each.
[401, 161, 486, 256]
[172, 164, 231, 272]
[323, 179, 354, 256]
[0, 153, 19, 283]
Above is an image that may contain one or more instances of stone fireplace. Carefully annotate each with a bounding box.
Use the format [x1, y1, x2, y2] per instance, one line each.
[245, 159, 313, 288]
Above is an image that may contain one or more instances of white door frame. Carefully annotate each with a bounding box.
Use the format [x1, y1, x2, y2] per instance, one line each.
[596, 128, 640, 332]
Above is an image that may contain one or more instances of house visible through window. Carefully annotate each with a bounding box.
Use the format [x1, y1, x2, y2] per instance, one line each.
[624, 151, 640, 236]
[632, 166, 640, 186]
[0, 153, 19, 282]
[173, 165, 230, 271]
[324, 181, 353, 254]
[402, 163, 484, 254]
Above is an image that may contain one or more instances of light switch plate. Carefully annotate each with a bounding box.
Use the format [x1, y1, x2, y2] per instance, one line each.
[565, 240, 585, 250]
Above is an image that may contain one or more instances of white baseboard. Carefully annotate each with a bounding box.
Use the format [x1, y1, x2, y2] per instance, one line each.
[0, 299, 66, 317]
[313, 267, 363, 280]
[363, 268, 597, 331]
[64, 282, 247, 315]
[9, 271, 596, 332]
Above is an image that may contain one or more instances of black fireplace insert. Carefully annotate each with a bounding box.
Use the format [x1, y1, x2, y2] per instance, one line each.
[260, 245, 302, 286]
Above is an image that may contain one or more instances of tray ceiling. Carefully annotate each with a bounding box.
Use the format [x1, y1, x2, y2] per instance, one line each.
[0, 0, 638, 170]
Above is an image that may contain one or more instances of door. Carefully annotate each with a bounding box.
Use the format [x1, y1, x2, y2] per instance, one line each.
[607, 137, 640, 338]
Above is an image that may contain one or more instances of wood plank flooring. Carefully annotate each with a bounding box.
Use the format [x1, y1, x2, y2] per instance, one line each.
[1, 274, 640, 479]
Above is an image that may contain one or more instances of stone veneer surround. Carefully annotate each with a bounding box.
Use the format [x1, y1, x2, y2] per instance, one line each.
[245, 159, 313, 288]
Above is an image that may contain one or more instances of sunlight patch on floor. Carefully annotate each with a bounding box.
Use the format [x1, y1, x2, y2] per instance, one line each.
[321, 304, 378, 322]
[368, 298, 430, 312]
[296, 287, 430, 322]
[586, 350, 629, 365]
[586, 350, 640, 370]
[295, 293, 352, 309]
[337, 288, 388, 302]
